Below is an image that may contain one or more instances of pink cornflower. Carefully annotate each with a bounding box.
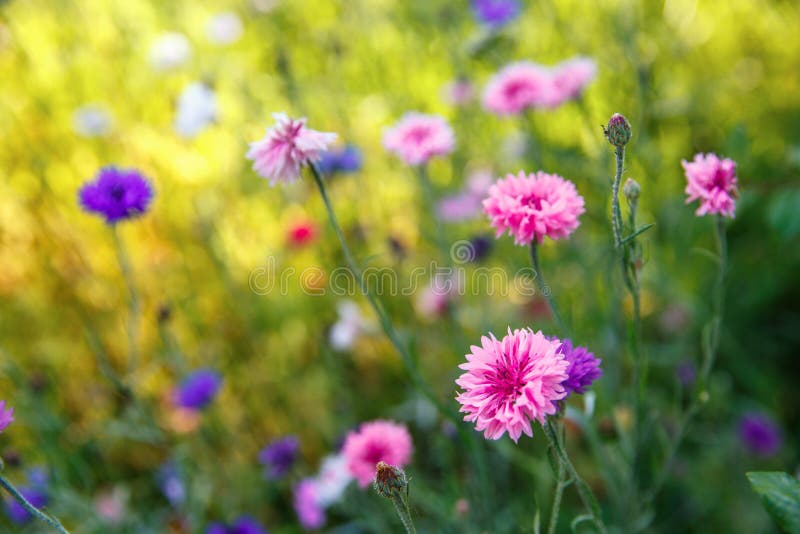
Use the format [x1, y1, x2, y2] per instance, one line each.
[246, 113, 337, 186]
[455, 328, 569, 442]
[0, 401, 13, 432]
[287, 219, 318, 247]
[546, 57, 597, 107]
[482, 61, 551, 115]
[483, 171, 585, 245]
[293, 478, 325, 530]
[382, 113, 455, 166]
[682, 153, 739, 217]
[342, 420, 413, 487]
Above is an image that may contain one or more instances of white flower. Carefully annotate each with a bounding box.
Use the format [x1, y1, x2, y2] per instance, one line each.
[313, 454, 353, 507]
[72, 104, 113, 137]
[329, 300, 365, 351]
[206, 12, 243, 45]
[174, 82, 217, 138]
[150, 32, 191, 71]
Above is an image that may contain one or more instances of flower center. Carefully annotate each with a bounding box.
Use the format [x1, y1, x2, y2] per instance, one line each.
[490, 353, 527, 401]
[110, 184, 125, 202]
[521, 193, 545, 210]
[404, 126, 431, 145]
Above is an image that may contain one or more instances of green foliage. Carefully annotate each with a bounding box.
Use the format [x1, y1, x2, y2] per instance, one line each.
[747, 472, 800, 533]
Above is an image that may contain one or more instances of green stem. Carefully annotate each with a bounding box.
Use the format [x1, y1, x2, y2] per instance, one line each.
[0, 475, 70, 533]
[547, 421, 569, 534]
[112, 226, 140, 374]
[529, 242, 566, 334]
[611, 146, 625, 251]
[390, 494, 417, 534]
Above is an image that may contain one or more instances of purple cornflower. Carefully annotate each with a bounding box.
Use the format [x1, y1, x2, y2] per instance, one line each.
[468, 235, 493, 263]
[157, 462, 185, 507]
[206, 515, 268, 534]
[6, 487, 47, 524]
[174, 369, 222, 410]
[0, 401, 14, 433]
[316, 145, 362, 175]
[739, 412, 782, 457]
[78, 167, 154, 224]
[557, 338, 602, 395]
[258, 436, 300, 479]
[472, 0, 521, 28]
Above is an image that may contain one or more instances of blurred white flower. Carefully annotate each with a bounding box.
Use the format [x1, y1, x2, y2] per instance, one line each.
[313, 454, 353, 507]
[206, 12, 243, 45]
[174, 82, 217, 138]
[329, 300, 365, 351]
[150, 32, 191, 71]
[72, 104, 113, 137]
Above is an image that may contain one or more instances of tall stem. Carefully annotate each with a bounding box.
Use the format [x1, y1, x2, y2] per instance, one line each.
[390, 494, 417, 534]
[529, 242, 566, 334]
[112, 226, 140, 374]
[547, 421, 569, 534]
[0, 475, 70, 534]
[611, 146, 625, 251]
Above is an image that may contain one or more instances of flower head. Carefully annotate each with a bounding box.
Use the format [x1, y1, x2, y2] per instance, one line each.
[286, 220, 318, 247]
[329, 300, 367, 351]
[247, 113, 337, 185]
[739, 412, 782, 457]
[383, 113, 455, 166]
[472, 0, 521, 27]
[373, 462, 408, 499]
[455, 328, 569, 442]
[604, 113, 632, 149]
[547, 57, 597, 106]
[437, 169, 493, 222]
[317, 145, 362, 175]
[157, 462, 185, 507]
[149, 32, 191, 71]
[442, 79, 475, 106]
[175, 82, 217, 138]
[6, 487, 47, 524]
[206, 12, 243, 45]
[0, 401, 14, 433]
[206, 516, 268, 534]
[483, 62, 551, 115]
[78, 167, 154, 224]
[293, 478, 325, 530]
[483, 171, 585, 245]
[682, 153, 738, 218]
[314, 454, 353, 506]
[174, 369, 222, 410]
[556, 338, 602, 395]
[258, 436, 300, 479]
[342, 420, 413, 487]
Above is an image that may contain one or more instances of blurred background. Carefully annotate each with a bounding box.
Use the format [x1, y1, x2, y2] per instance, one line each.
[0, 0, 798, 532]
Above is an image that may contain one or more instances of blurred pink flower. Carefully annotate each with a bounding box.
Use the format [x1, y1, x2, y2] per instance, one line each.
[437, 169, 493, 222]
[483, 62, 551, 115]
[342, 420, 413, 487]
[0, 401, 13, 433]
[287, 219, 319, 247]
[682, 153, 739, 217]
[383, 113, 455, 166]
[455, 328, 568, 442]
[415, 274, 461, 318]
[247, 113, 337, 186]
[94, 487, 128, 524]
[442, 79, 475, 106]
[483, 171, 585, 245]
[546, 57, 597, 107]
[293, 478, 325, 530]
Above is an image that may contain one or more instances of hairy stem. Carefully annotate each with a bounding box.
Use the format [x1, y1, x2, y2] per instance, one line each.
[112, 226, 140, 374]
[390, 494, 417, 534]
[547, 421, 569, 534]
[0, 475, 69, 534]
[529, 242, 566, 334]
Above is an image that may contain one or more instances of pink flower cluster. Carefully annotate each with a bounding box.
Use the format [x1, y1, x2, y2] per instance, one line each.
[682, 153, 739, 218]
[455, 328, 569, 442]
[483, 57, 596, 115]
[383, 113, 455, 166]
[342, 419, 413, 487]
[247, 113, 337, 186]
[293, 454, 353, 530]
[483, 170, 585, 245]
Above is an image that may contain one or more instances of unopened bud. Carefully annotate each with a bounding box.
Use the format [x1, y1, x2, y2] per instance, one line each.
[604, 113, 632, 148]
[623, 178, 640, 203]
[373, 461, 407, 499]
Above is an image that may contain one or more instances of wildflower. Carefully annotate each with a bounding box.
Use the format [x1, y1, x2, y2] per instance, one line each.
[0, 401, 14, 433]
[556, 338, 602, 396]
[455, 328, 569, 442]
[467, 235, 493, 262]
[206, 12, 243, 45]
[383, 113, 455, 166]
[373, 462, 407, 499]
[472, 0, 521, 28]
[72, 104, 113, 137]
[94, 486, 128, 524]
[78, 167, 154, 224]
[682, 153, 739, 218]
[149, 32, 191, 71]
[415, 275, 460, 319]
[342, 420, 413, 487]
[246, 113, 337, 185]
[604, 113, 632, 149]
[175, 82, 217, 138]
[157, 462, 185, 507]
[6, 470, 48, 525]
[206, 515, 268, 534]
[739, 412, 782, 457]
[286, 220, 318, 247]
[173, 369, 222, 410]
[293, 479, 325, 530]
[329, 300, 366, 351]
[258, 436, 300, 480]
[623, 178, 641, 204]
[547, 57, 597, 106]
[317, 145, 362, 175]
[483, 62, 551, 115]
[437, 169, 493, 222]
[313, 454, 353, 506]
[483, 171, 585, 245]
[442, 79, 475, 106]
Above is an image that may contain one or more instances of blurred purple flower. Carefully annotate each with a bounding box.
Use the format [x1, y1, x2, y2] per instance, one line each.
[316, 145, 362, 175]
[206, 515, 268, 534]
[158, 462, 185, 507]
[468, 235, 493, 263]
[6, 487, 47, 524]
[472, 0, 521, 27]
[174, 369, 222, 410]
[739, 412, 782, 457]
[78, 167, 154, 224]
[676, 361, 696, 386]
[437, 169, 493, 222]
[258, 436, 300, 479]
[0, 401, 14, 433]
[293, 479, 325, 530]
[557, 339, 602, 395]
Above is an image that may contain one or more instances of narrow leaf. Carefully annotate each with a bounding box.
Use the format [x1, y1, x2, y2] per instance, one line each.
[746, 471, 800, 533]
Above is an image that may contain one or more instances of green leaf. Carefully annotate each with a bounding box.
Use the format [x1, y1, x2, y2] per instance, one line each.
[746, 471, 800, 533]
[570, 514, 594, 533]
[620, 223, 656, 245]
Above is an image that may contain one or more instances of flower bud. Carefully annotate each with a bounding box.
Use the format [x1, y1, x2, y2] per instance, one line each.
[623, 178, 640, 203]
[604, 113, 632, 148]
[373, 461, 407, 499]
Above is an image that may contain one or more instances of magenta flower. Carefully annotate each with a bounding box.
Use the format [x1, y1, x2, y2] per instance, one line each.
[293, 478, 325, 530]
[78, 167, 154, 224]
[483, 171, 585, 245]
[382, 113, 455, 166]
[482, 62, 552, 115]
[342, 420, 413, 487]
[547, 57, 597, 107]
[0, 400, 14, 433]
[456, 328, 569, 442]
[682, 153, 739, 218]
[246, 113, 337, 186]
